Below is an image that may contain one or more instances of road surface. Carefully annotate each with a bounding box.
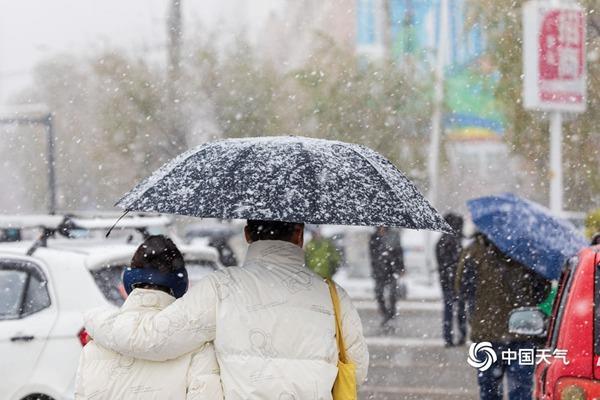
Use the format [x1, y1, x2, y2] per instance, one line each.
[356, 299, 479, 399]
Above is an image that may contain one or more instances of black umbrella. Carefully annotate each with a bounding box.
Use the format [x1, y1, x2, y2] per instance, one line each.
[117, 136, 451, 232]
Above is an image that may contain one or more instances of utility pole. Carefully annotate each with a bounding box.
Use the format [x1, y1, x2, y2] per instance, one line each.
[424, 0, 448, 282]
[167, 0, 187, 154]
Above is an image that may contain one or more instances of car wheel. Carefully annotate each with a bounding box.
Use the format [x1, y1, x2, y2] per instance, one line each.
[22, 394, 55, 400]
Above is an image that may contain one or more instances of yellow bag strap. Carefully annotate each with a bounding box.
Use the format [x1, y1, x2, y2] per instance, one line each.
[326, 279, 348, 363]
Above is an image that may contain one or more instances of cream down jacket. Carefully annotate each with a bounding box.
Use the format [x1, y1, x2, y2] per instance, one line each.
[85, 240, 369, 400]
[75, 289, 223, 400]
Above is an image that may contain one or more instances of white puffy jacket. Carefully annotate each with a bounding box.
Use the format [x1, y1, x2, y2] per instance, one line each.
[85, 240, 369, 399]
[76, 288, 223, 400]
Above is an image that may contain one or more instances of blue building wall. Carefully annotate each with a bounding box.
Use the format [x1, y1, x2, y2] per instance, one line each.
[356, 0, 503, 137]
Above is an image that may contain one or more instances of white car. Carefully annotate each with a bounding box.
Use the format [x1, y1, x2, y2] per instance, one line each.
[0, 215, 222, 400]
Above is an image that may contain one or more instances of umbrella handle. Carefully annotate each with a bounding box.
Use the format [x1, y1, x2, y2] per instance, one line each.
[105, 210, 130, 238]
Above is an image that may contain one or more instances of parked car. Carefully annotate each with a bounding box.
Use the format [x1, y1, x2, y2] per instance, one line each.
[509, 245, 600, 399]
[0, 215, 221, 400]
[185, 222, 240, 266]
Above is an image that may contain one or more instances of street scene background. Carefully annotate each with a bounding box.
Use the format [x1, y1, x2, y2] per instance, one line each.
[0, 1, 598, 399]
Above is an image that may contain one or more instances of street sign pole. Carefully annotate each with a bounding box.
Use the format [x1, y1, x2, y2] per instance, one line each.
[548, 0, 562, 215]
[549, 111, 563, 214]
[523, 0, 586, 215]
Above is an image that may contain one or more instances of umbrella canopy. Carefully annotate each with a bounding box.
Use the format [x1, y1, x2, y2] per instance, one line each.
[467, 193, 587, 280]
[117, 136, 450, 232]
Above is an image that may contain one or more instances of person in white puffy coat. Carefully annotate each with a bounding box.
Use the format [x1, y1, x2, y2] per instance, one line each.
[76, 235, 223, 400]
[85, 220, 369, 399]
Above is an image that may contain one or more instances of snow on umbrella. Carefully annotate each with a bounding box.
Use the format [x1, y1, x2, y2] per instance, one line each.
[117, 136, 451, 232]
[467, 193, 587, 280]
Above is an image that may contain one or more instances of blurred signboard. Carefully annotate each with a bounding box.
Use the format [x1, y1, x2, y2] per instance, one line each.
[523, 1, 587, 112]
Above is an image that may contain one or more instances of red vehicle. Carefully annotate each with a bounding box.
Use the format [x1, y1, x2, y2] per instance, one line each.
[528, 246, 600, 399]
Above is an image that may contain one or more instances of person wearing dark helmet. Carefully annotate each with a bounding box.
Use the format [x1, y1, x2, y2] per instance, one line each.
[591, 232, 600, 246]
[75, 235, 223, 400]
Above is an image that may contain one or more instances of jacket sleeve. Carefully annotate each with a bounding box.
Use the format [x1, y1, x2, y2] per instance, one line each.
[186, 343, 223, 400]
[74, 344, 88, 399]
[84, 275, 218, 362]
[336, 284, 369, 384]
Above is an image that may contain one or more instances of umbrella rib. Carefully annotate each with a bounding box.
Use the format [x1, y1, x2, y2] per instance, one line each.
[346, 146, 416, 227]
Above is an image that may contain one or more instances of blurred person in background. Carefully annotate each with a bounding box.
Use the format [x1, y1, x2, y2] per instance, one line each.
[455, 232, 481, 342]
[305, 227, 342, 279]
[435, 213, 465, 347]
[460, 233, 550, 400]
[75, 235, 222, 400]
[369, 226, 405, 325]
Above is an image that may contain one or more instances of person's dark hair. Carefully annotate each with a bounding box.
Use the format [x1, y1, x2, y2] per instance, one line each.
[246, 220, 302, 242]
[130, 235, 184, 273]
[443, 212, 464, 233]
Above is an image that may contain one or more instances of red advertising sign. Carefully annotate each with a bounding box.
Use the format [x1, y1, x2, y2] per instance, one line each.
[523, 2, 586, 112]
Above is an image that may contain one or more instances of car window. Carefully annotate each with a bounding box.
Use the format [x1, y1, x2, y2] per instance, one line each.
[0, 260, 51, 320]
[549, 257, 578, 350]
[90, 264, 126, 306]
[22, 273, 51, 316]
[0, 270, 27, 319]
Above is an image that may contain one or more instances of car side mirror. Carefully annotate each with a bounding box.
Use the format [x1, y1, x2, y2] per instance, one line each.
[508, 307, 546, 336]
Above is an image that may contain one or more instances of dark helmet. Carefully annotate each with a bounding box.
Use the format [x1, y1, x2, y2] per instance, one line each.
[591, 232, 600, 246]
[443, 212, 464, 234]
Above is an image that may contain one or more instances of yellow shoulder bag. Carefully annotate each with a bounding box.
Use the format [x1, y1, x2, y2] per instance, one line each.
[326, 279, 357, 400]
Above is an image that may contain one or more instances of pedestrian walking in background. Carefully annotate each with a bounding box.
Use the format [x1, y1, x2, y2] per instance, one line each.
[435, 213, 465, 347]
[75, 235, 223, 400]
[305, 227, 342, 279]
[461, 233, 550, 400]
[369, 226, 405, 325]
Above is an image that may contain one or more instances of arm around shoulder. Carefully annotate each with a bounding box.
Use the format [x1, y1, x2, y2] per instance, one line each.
[84, 275, 219, 362]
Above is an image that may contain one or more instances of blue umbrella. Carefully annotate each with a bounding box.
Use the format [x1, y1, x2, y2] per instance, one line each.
[467, 193, 586, 280]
